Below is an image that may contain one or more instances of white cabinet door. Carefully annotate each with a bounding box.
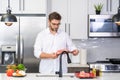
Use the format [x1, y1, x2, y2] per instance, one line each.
[109, 0, 119, 14]
[0, 0, 19, 14]
[70, 0, 88, 39]
[0, 0, 7, 13]
[88, 0, 119, 14]
[51, 0, 68, 33]
[22, 0, 46, 14]
[51, 0, 88, 39]
[0, 0, 46, 14]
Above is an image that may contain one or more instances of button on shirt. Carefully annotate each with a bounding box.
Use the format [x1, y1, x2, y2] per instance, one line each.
[34, 28, 77, 73]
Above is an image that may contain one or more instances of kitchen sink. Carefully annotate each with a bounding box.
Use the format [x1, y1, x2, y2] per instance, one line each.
[36, 73, 75, 77]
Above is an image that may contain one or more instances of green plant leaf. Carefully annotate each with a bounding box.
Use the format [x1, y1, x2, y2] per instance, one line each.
[94, 3, 103, 11]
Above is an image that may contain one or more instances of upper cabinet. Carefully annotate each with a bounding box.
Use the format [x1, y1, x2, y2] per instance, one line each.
[51, 0, 88, 39]
[88, 0, 119, 14]
[0, 0, 46, 14]
[51, 0, 68, 36]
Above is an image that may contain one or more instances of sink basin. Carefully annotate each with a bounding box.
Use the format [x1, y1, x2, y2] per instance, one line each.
[36, 73, 75, 77]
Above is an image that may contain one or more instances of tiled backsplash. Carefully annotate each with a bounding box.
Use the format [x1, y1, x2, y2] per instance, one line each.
[73, 38, 120, 62]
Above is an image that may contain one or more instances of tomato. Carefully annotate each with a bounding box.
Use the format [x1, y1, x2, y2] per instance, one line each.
[6, 69, 14, 76]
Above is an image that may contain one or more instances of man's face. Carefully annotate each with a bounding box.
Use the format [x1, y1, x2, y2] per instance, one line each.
[49, 19, 61, 32]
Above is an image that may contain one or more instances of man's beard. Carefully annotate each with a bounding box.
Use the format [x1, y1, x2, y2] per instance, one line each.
[50, 27, 58, 32]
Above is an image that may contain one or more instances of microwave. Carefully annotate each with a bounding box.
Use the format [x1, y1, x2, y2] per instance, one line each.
[88, 15, 120, 37]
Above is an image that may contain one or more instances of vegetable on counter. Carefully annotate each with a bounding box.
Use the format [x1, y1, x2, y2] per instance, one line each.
[6, 64, 26, 77]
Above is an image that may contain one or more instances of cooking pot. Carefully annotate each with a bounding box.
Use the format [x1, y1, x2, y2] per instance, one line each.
[106, 58, 120, 64]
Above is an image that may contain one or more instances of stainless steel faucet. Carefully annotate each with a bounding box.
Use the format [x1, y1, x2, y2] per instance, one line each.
[56, 51, 71, 77]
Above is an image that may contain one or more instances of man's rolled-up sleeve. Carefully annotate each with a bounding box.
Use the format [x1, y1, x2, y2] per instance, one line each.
[66, 34, 78, 51]
[34, 34, 42, 59]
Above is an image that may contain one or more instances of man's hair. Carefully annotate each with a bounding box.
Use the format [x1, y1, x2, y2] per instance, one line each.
[48, 12, 61, 21]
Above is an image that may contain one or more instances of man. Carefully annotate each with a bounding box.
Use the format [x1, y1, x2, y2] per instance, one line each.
[34, 12, 79, 73]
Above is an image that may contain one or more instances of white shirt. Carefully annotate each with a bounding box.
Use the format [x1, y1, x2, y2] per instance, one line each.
[34, 28, 77, 73]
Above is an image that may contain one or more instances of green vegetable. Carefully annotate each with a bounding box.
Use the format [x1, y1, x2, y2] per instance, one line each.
[17, 64, 25, 70]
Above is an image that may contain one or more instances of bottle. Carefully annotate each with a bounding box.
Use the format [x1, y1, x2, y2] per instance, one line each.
[96, 67, 100, 76]
[99, 66, 102, 76]
[92, 66, 96, 77]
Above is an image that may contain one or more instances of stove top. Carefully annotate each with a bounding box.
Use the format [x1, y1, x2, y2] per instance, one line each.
[88, 60, 111, 64]
[95, 61, 111, 63]
[89, 60, 120, 72]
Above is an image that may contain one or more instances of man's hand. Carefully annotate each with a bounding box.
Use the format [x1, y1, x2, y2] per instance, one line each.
[56, 49, 79, 56]
[51, 53, 58, 59]
[71, 49, 79, 56]
[56, 49, 69, 56]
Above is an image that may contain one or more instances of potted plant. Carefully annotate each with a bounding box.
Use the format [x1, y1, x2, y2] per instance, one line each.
[94, 3, 103, 14]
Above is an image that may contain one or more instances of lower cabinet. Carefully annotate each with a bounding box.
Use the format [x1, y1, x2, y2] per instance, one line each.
[68, 67, 90, 73]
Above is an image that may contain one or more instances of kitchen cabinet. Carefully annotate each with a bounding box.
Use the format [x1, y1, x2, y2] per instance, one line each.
[51, 0, 88, 39]
[67, 64, 89, 73]
[88, 0, 119, 14]
[0, 0, 46, 14]
[68, 67, 89, 73]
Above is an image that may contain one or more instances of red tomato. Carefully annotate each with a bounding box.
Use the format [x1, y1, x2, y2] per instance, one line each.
[6, 69, 14, 76]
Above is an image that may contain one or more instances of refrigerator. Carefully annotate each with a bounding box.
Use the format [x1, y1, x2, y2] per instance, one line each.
[0, 15, 46, 73]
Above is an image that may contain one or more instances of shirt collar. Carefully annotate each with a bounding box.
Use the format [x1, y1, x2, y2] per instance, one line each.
[46, 28, 61, 35]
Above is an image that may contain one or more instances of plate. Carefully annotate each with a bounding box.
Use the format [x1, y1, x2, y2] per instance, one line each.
[12, 75, 26, 77]
[12, 73, 26, 77]
[77, 77, 94, 79]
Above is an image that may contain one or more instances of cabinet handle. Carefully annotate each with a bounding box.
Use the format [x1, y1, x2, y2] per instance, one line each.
[65, 23, 67, 32]
[106, 0, 109, 11]
[19, 0, 21, 11]
[16, 35, 19, 63]
[23, 0, 25, 11]
[69, 24, 70, 36]
[119, 0, 120, 5]
[20, 36, 24, 64]
[110, 0, 112, 11]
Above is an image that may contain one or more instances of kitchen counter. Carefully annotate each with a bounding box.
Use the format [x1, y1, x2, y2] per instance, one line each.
[0, 73, 120, 80]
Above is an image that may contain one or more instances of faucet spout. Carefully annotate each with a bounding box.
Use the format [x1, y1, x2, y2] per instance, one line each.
[58, 51, 71, 77]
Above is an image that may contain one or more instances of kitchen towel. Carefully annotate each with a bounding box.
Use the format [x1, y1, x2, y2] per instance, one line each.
[80, 48, 87, 64]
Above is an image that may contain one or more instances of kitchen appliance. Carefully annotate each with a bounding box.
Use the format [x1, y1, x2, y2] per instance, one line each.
[106, 58, 120, 64]
[0, 14, 46, 73]
[89, 60, 120, 72]
[88, 15, 120, 37]
[1, 45, 16, 65]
